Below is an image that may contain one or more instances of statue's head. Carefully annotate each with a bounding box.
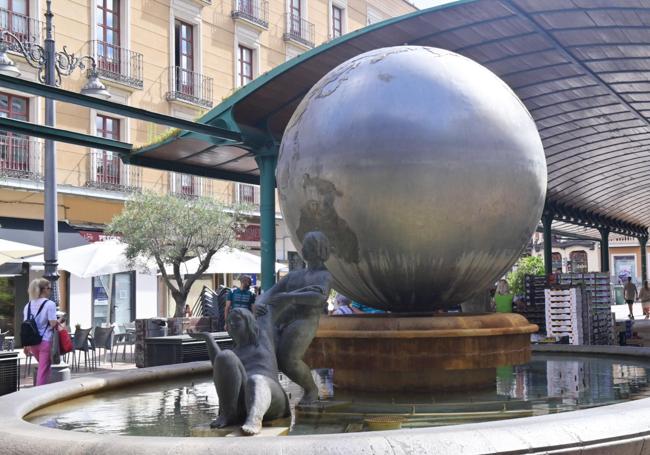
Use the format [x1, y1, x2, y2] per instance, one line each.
[302, 231, 330, 264]
[227, 308, 259, 347]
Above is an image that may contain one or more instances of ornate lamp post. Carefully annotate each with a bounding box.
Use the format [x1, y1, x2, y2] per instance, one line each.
[0, 1, 110, 300]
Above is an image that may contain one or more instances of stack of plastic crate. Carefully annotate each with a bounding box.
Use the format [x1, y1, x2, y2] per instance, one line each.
[555, 273, 612, 345]
[545, 287, 583, 345]
[519, 275, 547, 333]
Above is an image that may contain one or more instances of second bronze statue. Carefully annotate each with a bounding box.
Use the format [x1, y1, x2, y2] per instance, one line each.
[190, 231, 332, 435]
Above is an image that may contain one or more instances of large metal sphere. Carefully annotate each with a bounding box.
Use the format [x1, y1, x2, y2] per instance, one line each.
[277, 46, 547, 312]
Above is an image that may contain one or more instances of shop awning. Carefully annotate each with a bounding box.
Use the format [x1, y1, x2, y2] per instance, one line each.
[0, 217, 89, 251]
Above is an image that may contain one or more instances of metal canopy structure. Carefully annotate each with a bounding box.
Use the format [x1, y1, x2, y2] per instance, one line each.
[6, 0, 650, 285]
[134, 0, 650, 241]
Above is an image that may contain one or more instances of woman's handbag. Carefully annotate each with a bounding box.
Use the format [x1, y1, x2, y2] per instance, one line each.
[58, 327, 73, 354]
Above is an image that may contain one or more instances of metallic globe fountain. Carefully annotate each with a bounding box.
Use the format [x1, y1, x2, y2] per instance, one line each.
[277, 46, 546, 391]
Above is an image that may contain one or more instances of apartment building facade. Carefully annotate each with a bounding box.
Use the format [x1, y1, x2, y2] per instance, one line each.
[0, 0, 415, 328]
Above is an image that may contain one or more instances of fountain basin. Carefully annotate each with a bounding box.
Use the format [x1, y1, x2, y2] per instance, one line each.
[3, 346, 650, 454]
[305, 313, 537, 391]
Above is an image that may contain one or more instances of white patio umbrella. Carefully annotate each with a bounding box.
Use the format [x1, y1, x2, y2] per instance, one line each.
[0, 239, 43, 266]
[172, 247, 283, 276]
[25, 239, 154, 278]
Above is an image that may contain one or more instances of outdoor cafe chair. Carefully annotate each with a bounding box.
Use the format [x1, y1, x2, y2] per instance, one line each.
[71, 327, 92, 372]
[92, 326, 114, 368]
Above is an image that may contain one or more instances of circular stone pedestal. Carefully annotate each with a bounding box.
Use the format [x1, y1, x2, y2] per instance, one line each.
[304, 313, 537, 392]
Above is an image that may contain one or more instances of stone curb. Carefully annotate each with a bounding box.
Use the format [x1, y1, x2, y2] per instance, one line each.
[1, 346, 650, 454]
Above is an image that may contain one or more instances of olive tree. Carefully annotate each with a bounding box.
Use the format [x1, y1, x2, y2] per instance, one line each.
[109, 191, 247, 317]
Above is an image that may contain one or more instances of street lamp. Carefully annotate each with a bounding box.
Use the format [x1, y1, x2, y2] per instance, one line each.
[0, 0, 111, 300]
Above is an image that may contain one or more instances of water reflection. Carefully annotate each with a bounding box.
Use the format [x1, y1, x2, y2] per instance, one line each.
[26, 354, 650, 436]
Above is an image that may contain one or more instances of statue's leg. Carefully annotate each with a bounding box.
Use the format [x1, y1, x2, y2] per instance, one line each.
[241, 374, 273, 435]
[212, 350, 247, 428]
[277, 324, 319, 405]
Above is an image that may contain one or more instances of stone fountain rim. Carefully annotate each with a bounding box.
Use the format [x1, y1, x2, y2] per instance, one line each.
[2, 345, 650, 454]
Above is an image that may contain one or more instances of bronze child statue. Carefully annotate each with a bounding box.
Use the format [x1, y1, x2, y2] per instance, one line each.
[257, 231, 332, 405]
[189, 307, 289, 435]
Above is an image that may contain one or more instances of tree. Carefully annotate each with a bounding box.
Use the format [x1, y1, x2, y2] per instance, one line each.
[506, 255, 545, 296]
[108, 191, 248, 317]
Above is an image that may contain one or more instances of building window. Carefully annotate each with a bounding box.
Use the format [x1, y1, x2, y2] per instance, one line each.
[180, 173, 196, 196]
[0, 92, 29, 172]
[95, 114, 121, 185]
[0, 0, 28, 43]
[92, 272, 134, 327]
[96, 0, 120, 74]
[569, 251, 588, 273]
[290, 0, 301, 35]
[238, 45, 253, 86]
[237, 183, 259, 205]
[174, 19, 194, 94]
[552, 252, 562, 273]
[332, 5, 342, 38]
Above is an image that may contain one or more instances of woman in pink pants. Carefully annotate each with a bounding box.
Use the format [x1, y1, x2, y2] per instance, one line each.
[23, 278, 57, 386]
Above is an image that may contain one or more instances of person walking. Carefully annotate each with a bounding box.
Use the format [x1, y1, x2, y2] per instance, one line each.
[224, 275, 256, 323]
[624, 276, 639, 320]
[23, 278, 57, 386]
[640, 281, 650, 320]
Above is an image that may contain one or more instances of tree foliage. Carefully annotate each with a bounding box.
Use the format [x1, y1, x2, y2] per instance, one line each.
[108, 191, 248, 317]
[506, 255, 545, 296]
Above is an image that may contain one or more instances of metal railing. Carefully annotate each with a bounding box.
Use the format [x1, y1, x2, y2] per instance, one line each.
[89, 40, 143, 89]
[231, 0, 269, 28]
[165, 67, 213, 109]
[235, 183, 260, 207]
[0, 134, 43, 179]
[86, 149, 142, 192]
[0, 8, 44, 51]
[169, 172, 213, 198]
[283, 13, 315, 48]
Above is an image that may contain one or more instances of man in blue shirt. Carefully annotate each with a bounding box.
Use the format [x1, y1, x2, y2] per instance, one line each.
[225, 275, 256, 323]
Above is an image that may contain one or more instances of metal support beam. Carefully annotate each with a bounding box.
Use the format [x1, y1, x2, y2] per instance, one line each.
[255, 150, 278, 291]
[599, 227, 610, 273]
[0, 117, 132, 153]
[641, 237, 648, 283]
[542, 211, 554, 276]
[0, 73, 242, 141]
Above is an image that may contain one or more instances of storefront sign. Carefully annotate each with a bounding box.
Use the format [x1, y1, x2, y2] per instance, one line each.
[78, 230, 121, 243]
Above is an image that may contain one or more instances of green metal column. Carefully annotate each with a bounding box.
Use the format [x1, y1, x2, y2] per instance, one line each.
[640, 237, 648, 282]
[599, 227, 610, 273]
[542, 211, 554, 276]
[255, 151, 278, 291]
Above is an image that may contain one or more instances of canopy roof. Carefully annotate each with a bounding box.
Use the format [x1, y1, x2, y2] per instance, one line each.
[133, 0, 650, 236]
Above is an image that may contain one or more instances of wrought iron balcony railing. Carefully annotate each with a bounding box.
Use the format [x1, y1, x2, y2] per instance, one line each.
[231, 0, 269, 29]
[86, 149, 142, 192]
[169, 172, 213, 198]
[165, 66, 213, 109]
[0, 8, 45, 51]
[235, 183, 260, 208]
[0, 134, 43, 180]
[283, 13, 315, 48]
[89, 40, 143, 89]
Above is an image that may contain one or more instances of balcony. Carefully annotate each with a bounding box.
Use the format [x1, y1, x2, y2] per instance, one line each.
[283, 13, 315, 48]
[231, 0, 269, 29]
[89, 40, 143, 89]
[165, 67, 213, 109]
[0, 8, 45, 51]
[0, 134, 43, 180]
[86, 149, 142, 192]
[169, 172, 213, 198]
[235, 183, 260, 208]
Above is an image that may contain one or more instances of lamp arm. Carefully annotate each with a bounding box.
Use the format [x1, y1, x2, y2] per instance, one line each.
[0, 31, 47, 71]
